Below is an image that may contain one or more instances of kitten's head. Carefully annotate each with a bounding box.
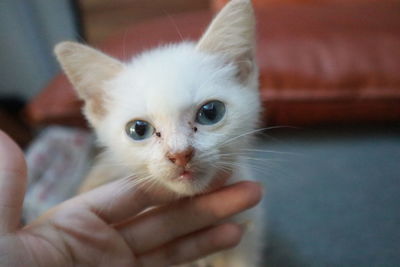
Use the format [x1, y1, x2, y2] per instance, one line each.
[55, 0, 260, 196]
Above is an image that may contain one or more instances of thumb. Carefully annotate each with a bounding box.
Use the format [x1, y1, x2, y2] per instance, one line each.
[0, 130, 27, 234]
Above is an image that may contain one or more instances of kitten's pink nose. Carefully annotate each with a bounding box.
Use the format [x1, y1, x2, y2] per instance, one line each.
[167, 147, 195, 167]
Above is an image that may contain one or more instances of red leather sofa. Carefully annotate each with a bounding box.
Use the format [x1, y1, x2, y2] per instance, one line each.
[25, 0, 400, 127]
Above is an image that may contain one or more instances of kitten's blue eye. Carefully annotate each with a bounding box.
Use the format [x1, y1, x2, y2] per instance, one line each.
[196, 100, 226, 125]
[125, 120, 154, 141]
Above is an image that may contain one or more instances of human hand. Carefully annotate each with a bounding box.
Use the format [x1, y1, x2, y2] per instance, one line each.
[0, 130, 262, 267]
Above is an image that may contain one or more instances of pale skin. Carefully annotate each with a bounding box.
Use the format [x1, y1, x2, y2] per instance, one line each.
[0, 130, 262, 267]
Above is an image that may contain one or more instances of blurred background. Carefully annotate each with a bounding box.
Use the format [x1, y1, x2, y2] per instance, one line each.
[0, 0, 399, 266]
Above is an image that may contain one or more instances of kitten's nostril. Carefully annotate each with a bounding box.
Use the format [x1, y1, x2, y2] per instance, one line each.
[167, 147, 195, 167]
[168, 156, 176, 163]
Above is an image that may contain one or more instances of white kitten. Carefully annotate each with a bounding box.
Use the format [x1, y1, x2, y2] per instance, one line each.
[55, 0, 264, 265]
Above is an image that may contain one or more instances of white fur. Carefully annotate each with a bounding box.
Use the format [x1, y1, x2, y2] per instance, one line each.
[55, 0, 264, 265]
[94, 43, 260, 196]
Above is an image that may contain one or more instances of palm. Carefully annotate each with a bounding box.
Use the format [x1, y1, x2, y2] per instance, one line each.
[18, 208, 135, 266]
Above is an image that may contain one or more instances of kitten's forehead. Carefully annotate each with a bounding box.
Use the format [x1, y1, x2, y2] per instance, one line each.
[111, 43, 235, 120]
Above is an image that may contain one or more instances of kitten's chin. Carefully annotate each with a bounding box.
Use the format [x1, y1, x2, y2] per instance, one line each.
[163, 169, 213, 196]
[162, 168, 230, 197]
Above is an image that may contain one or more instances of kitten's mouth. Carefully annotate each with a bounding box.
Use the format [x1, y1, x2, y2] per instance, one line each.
[177, 169, 194, 181]
[164, 165, 231, 196]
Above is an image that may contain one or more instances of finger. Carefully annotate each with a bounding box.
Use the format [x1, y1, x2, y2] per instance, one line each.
[77, 169, 232, 224]
[138, 223, 243, 267]
[0, 130, 27, 233]
[37, 169, 231, 225]
[119, 181, 262, 254]
[38, 178, 177, 224]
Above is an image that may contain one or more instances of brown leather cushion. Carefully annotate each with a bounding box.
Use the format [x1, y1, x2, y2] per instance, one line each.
[26, 3, 400, 127]
[258, 2, 400, 125]
[26, 12, 211, 128]
[212, 0, 400, 12]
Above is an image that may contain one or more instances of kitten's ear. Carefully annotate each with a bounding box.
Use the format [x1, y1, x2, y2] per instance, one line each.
[196, 0, 256, 82]
[54, 42, 123, 125]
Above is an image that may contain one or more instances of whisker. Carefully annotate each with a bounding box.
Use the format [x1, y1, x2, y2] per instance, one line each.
[220, 155, 288, 162]
[98, 172, 155, 214]
[217, 126, 285, 148]
[238, 148, 301, 156]
[164, 12, 184, 42]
